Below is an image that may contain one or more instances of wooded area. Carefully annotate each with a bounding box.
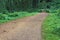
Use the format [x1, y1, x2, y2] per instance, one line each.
[0, 0, 60, 40]
[0, 0, 60, 13]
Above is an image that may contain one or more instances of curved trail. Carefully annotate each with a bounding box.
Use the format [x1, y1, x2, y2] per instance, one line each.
[0, 13, 48, 40]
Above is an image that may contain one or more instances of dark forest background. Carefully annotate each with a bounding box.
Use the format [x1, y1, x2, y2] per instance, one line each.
[0, 0, 60, 13]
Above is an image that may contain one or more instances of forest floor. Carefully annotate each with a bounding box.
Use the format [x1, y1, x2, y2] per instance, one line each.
[0, 12, 48, 40]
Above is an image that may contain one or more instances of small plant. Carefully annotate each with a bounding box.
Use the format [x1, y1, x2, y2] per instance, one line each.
[0, 14, 5, 20]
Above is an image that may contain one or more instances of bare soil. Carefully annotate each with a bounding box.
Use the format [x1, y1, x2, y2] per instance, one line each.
[0, 13, 48, 40]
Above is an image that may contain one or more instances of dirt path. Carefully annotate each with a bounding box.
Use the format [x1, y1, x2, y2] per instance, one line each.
[0, 13, 48, 40]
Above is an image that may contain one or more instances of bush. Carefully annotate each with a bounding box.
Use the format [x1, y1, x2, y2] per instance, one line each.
[0, 14, 7, 20]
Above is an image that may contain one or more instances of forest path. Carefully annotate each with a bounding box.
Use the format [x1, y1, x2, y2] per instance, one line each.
[0, 12, 48, 40]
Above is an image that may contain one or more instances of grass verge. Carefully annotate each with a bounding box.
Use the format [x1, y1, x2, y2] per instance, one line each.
[42, 13, 60, 40]
[0, 11, 38, 24]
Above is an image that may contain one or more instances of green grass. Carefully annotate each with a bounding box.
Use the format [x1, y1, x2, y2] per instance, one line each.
[0, 11, 38, 24]
[42, 12, 60, 40]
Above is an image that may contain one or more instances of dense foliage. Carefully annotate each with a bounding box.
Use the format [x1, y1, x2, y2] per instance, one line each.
[0, 12, 38, 24]
[0, 0, 60, 13]
[0, 0, 60, 23]
[42, 10, 60, 40]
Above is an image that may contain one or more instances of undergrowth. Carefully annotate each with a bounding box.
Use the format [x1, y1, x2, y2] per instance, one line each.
[42, 10, 60, 40]
[0, 11, 38, 24]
